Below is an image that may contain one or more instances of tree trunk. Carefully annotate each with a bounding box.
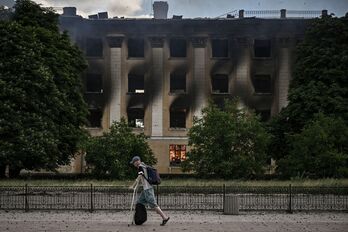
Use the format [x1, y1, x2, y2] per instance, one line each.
[9, 166, 22, 178]
[0, 165, 6, 178]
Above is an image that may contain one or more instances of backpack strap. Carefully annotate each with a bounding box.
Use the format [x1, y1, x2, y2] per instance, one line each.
[139, 163, 151, 185]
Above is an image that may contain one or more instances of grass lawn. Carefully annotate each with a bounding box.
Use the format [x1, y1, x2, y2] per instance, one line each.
[0, 178, 347, 187]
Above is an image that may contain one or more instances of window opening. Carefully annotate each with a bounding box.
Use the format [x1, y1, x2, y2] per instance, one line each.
[169, 144, 186, 166]
[127, 108, 144, 128]
[170, 38, 186, 57]
[212, 39, 228, 58]
[128, 75, 144, 93]
[170, 74, 186, 93]
[212, 74, 228, 93]
[128, 38, 144, 58]
[86, 38, 103, 57]
[254, 39, 271, 58]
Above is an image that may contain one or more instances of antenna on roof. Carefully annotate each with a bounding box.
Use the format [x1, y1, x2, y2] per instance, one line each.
[150, 0, 154, 16]
[215, 9, 238, 18]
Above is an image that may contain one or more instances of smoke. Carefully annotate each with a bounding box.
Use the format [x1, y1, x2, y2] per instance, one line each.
[0, 0, 15, 8]
[32, 0, 149, 18]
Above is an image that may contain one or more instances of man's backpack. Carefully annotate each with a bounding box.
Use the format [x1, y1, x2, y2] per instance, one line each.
[134, 203, 147, 225]
[145, 166, 161, 185]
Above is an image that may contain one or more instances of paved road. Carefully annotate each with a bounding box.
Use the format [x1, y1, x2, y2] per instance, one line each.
[0, 210, 347, 232]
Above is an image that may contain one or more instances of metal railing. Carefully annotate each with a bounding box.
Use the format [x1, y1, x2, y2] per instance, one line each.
[245, 10, 281, 18]
[243, 10, 323, 19]
[287, 10, 322, 18]
[0, 185, 347, 212]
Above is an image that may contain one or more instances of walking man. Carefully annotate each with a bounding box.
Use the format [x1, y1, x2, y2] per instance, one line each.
[129, 156, 170, 226]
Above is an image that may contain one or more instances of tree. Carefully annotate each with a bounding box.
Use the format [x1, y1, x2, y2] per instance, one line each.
[182, 99, 271, 179]
[269, 15, 348, 162]
[0, 0, 87, 177]
[85, 119, 157, 179]
[277, 113, 348, 178]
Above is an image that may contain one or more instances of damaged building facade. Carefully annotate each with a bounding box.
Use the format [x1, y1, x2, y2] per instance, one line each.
[59, 4, 323, 174]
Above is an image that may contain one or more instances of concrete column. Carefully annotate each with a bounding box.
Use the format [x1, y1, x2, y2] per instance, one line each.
[106, 36, 123, 126]
[150, 37, 164, 136]
[239, 10, 244, 18]
[280, 9, 286, 18]
[191, 37, 207, 119]
[235, 37, 251, 100]
[277, 37, 292, 111]
[322, 10, 328, 17]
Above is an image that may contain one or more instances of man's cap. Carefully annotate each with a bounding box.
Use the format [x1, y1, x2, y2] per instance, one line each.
[130, 156, 140, 164]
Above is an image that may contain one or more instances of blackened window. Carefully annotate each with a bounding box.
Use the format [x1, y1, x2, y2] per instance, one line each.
[170, 109, 186, 128]
[212, 39, 228, 58]
[212, 74, 228, 93]
[254, 39, 271, 58]
[128, 38, 144, 58]
[128, 108, 144, 128]
[128, 75, 144, 93]
[86, 74, 102, 92]
[252, 75, 272, 94]
[170, 74, 186, 93]
[86, 38, 103, 57]
[170, 38, 186, 57]
[87, 109, 102, 128]
[255, 109, 271, 122]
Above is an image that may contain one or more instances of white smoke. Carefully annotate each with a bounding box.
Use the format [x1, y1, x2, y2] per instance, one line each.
[32, 0, 149, 18]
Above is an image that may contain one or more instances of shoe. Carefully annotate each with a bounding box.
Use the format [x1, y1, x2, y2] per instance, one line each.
[160, 217, 170, 226]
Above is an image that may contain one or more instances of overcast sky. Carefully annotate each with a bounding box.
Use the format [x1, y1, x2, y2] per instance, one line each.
[2, 0, 348, 18]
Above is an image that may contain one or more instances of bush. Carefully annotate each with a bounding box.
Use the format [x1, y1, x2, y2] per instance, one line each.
[84, 118, 156, 179]
[182, 99, 271, 179]
[277, 113, 348, 178]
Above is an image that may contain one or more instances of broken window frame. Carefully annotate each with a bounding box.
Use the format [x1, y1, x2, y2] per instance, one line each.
[211, 74, 229, 94]
[127, 38, 144, 58]
[169, 144, 187, 166]
[170, 38, 187, 58]
[170, 109, 186, 129]
[254, 39, 272, 58]
[211, 39, 229, 58]
[86, 74, 103, 93]
[170, 73, 186, 94]
[252, 74, 272, 94]
[127, 108, 145, 128]
[86, 38, 103, 57]
[87, 109, 103, 128]
[128, 74, 145, 94]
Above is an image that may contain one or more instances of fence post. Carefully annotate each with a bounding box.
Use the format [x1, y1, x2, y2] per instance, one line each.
[90, 184, 94, 213]
[287, 184, 293, 213]
[222, 184, 226, 212]
[24, 184, 29, 212]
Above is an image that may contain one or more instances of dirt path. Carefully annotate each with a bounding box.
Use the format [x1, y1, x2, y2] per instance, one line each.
[0, 210, 347, 232]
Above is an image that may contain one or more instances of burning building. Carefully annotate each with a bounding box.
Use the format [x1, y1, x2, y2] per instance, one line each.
[59, 3, 327, 174]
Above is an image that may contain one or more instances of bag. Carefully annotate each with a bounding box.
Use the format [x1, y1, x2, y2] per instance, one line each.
[134, 203, 147, 225]
[145, 165, 161, 185]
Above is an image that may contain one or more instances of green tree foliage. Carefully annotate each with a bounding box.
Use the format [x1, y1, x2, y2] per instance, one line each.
[269, 15, 348, 162]
[277, 114, 348, 178]
[182, 99, 271, 179]
[0, 0, 87, 177]
[85, 119, 157, 179]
